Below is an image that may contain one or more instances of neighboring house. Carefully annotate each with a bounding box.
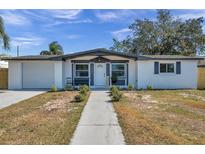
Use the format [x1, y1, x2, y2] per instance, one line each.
[3, 48, 203, 90]
[0, 60, 8, 68]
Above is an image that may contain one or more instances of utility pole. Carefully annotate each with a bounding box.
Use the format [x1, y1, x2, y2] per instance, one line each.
[17, 46, 19, 57]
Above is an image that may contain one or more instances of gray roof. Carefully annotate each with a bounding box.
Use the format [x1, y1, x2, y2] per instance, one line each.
[138, 55, 204, 60]
[2, 48, 204, 61]
[2, 55, 62, 61]
[62, 48, 137, 59]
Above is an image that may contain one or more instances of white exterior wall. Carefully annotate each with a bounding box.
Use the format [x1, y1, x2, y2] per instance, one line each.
[128, 59, 137, 87]
[8, 61, 22, 89]
[54, 61, 63, 89]
[137, 60, 198, 89]
[8, 60, 64, 89]
[64, 60, 72, 86]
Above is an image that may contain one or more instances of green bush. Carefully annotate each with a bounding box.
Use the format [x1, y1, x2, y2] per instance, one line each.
[50, 85, 57, 92]
[110, 86, 122, 101]
[74, 94, 85, 102]
[64, 85, 73, 91]
[128, 84, 134, 91]
[147, 85, 153, 90]
[111, 90, 122, 101]
[79, 85, 90, 95]
[110, 86, 119, 95]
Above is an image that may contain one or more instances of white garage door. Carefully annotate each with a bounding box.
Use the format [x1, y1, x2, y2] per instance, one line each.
[22, 62, 55, 88]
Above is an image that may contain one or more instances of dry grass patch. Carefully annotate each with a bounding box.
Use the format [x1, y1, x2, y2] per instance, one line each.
[0, 91, 88, 144]
[114, 90, 205, 144]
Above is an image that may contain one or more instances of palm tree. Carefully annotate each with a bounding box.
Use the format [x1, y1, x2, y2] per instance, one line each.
[40, 41, 64, 55]
[0, 16, 10, 50]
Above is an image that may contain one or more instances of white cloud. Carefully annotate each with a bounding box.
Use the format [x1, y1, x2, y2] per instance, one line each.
[95, 10, 144, 22]
[65, 34, 81, 39]
[66, 19, 92, 24]
[43, 19, 92, 27]
[11, 34, 45, 47]
[96, 11, 119, 21]
[111, 28, 131, 40]
[46, 9, 82, 19]
[0, 11, 30, 26]
[175, 11, 205, 20]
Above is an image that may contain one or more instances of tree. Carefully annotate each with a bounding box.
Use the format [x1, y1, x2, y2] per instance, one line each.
[40, 41, 64, 55]
[0, 16, 10, 50]
[111, 10, 205, 56]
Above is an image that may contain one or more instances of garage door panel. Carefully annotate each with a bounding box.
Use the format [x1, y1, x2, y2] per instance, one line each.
[22, 62, 54, 88]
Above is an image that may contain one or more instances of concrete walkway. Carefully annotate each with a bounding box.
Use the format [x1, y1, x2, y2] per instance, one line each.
[70, 90, 125, 145]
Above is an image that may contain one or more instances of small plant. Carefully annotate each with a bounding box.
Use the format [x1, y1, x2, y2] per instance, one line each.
[74, 94, 85, 102]
[50, 85, 57, 92]
[110, 85, 122, 101]
[128, 84, 134, 91]
[110, 86, 119, 95]
[111, 90, 122, 101]
[64, 85, 73, 91]
[74, 84, 90, 103]
[79, 84, 90, 95]
[147, 85, 153, 90]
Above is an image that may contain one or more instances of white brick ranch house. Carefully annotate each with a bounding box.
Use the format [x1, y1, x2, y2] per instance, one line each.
[3, 48, 203, 90]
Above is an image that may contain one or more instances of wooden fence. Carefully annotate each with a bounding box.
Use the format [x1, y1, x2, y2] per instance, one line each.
[0, 68, 8, 89]
[198, 66, 205, 89]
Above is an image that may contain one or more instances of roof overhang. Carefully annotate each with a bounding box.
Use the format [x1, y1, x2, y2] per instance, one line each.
[62, 48, 137, 60]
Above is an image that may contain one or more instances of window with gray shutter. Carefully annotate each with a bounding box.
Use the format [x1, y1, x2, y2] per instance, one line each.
[176, 61, 181, 74]
[154, 62, 159, 74]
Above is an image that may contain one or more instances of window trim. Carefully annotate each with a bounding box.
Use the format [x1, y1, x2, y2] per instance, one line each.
[74, 63, 89, 78]
[111, 63, 126, 78]
[159, 63, 175, 74]
[111, 63, 127, 86]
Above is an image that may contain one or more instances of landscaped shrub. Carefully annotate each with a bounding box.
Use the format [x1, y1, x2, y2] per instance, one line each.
[64, 85, 73, 91]
[74, 94, 85, 102]
[147, 85, 153, 90]
[111, 91, 122, 101]
[74, 85, 90, 103]
[50, 85, 57, 92]
[128, 84, 134, 91]
[110, 86, 122, 101]
[79, 84, 90, 95]
[110, 86, 119, 95]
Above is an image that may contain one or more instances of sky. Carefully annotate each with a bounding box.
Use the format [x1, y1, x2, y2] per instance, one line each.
[1, 9, 205, 56]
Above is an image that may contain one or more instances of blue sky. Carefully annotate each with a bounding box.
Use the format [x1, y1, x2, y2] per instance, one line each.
[0, 9, 205, 56]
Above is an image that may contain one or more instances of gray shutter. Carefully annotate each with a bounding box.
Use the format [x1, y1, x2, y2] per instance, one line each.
[176, 61, 181, 74]
[72, 63, 74, 86]
[106, 63, 110, 85]
[90, 63, 94, 86]
[126, 63, 129, 85]
[154, 62, 159, 74]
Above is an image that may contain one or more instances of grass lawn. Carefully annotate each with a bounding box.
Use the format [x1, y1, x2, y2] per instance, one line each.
[0, 91, 88, 144]
[113, 90, 205, 144]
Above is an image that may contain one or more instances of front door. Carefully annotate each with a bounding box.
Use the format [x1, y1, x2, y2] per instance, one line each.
[95, 63, 106, 86]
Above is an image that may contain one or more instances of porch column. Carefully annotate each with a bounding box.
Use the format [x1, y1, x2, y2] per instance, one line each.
[54, 61, 63, 89]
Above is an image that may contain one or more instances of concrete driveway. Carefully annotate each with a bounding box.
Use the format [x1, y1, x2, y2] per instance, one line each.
[0, 90, 46, 109]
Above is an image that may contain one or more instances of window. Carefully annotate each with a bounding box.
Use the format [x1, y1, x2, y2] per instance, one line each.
[160, 63, 174, 73]
[112, 64, 126, 86]
[75, 64, 89, 77]
[112, 64, 125, 77]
